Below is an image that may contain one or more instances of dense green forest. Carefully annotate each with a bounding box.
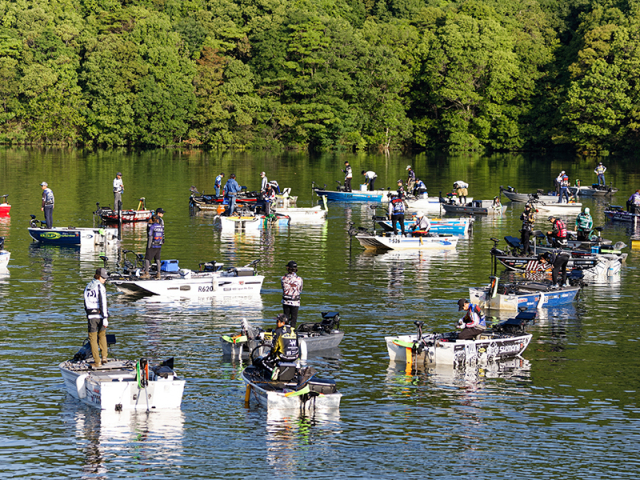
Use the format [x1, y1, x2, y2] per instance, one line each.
[0, 0, 639, 152]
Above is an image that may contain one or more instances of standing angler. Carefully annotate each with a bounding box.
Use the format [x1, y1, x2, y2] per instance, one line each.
[594, 162, 607, 186]
[215, 172, 224, 197]
[388, 193, 406, 236]
[260, 172, 268, 191]
[142, 215, 164, 279]
[342, 161, 353, 192]
[223, 174, 241, 216]
[520, 203, 536, 255]
[40, 182, 54, 228]
[113, 172, 124, 213]
[406, 166, 416, 193]
[281, 261, 303, 328]
[84, 268, 110, 368]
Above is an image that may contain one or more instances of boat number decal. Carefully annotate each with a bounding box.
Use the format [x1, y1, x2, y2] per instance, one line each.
[198, 286, 214, 293]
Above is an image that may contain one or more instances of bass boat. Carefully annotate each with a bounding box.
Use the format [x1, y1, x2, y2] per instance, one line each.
[59, 335, 185, 411]
[374, 215, 473, 236]
[93, 198, 154, 224]
[353, 230, 458, 251]
[108, 258, 264, 297]
[0, 237, 9, 270]
[0, 195, 10, 216]
[469, 276, 581, 311]
[569, 184, 618, 196]
[271, 205, 327, 223]
[499, 186, 560, 203]
[604, 205, 640, 223]
[386, 312, 535, 367]
[242, 357, 341, 412]
[221, 312, 344, 358]
[442, 199, 507, 215]
[28, 216, 119, 248]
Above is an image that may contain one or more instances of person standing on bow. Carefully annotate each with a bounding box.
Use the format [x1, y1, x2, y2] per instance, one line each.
[155, 207, 165, 226]
[547, 215, 567, 247]
[84, 268, 110, 368]
[113, 172, 124, 214]
[554, 171, 563, 196]
[575, 208, 593, 241]
[408, 211, 430, 235]
[40, 182, 54, 229]
[388, 193, 406, 236]
[214, 172, 224, 197]
[142, 215, 164, 279]
[281, 261, 303, 328]
[223, 174, 241, 216]
[406, 166, 416, 193]
[520, 203, 536, 255]
[454, 181, 469, 205]
[260, 171, 268, 191]
[342, 161, 353, 192]
[594, 163, 607, 186]
[539, 251, 571, 287]
[558, 171, 570, 203]
[361, 170, 377, 191]
[456, 299, 486, 340]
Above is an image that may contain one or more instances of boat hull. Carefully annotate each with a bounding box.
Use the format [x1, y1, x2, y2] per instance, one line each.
[0, 250, 9, 269]
[314, 189, 389, 202]
[442, 204, 506, 215]
[272, 206, 327, 223]
[386, 333, 532, 366]
[355, 234, 458, 251]
[28, 227, 119, 247]
[605, 209, 640, 223]
[531, 203, 583, 214]
[214, 215, 262, 231]
[222, 331, 344, 358]
[59, 360, 185, 411]
[469, 284, 580, 311]
[111, 274, 264, 297]
[501, 190, 558, 203]
[377, 217, 471, 236]
[0, 204, 10, 216]
[242, 367, 341, 411]
[99, 210, 153, 223]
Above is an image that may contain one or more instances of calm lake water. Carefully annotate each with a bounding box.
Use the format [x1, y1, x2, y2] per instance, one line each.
[1, 149, 640, 479]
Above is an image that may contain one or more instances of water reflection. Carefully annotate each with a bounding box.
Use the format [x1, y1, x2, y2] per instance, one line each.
[264, 410, 342, 477]
[67, 401, 184, 478]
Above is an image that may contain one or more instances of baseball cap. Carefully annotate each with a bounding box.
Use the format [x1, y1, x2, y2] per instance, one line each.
[96, 268, 108, 279]
[416, 211, 425, 217]
[156, 208, 165, 214]
[548, 215, 555, 221]
[40, 182, 48, 187]
[584, 207, 590, 214]
[457, 298, 468, 311]
[286, 260, 297, 268]
[406, 166, 411, 170]
[275, 313, 288, 323]
[116, 172, 122, 176]
[260, 172, 265, 176]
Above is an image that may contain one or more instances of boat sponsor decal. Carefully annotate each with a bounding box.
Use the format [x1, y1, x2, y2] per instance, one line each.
[40, 231, 79, 239]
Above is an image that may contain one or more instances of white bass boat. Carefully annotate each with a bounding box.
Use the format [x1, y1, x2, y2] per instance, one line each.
[59, 336, 185, 411]
[386, 313, 534, 367]
[354, 232, 458, 251]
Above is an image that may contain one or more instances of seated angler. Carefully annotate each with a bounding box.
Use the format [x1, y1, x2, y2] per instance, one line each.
[456, 299, 487, 340]
[547, 215, 567, 248]
[260, 314, 300, 381]
[408, 211, 431, 236]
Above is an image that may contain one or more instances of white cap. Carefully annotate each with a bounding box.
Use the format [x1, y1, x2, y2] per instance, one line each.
[585, 207, 590, 214]
[561, 171, 565, 174]
[416, 211, 425, 217]
[260, 172, 265, 176]
[406, 166, 411, 170]
[40, 182, 48, 187]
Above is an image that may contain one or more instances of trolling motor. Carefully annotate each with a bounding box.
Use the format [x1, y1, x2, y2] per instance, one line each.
[72, 335, 117, 362]
[29, 214, 46, 228]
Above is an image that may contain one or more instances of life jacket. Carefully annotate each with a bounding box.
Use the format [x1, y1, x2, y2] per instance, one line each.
[463, 304, 486, 329]
[215, 175, 222, 187]
[561, 175, 569, 187]
[84, 279, 107, 318]
[43, 188, 54, 205]
[553, 219, 567, 238]
[521, 211, 534, 229]
[576, 213, 591, 230]
[595, 165, 605, 174]
[282, 273, 303, 305]
[273, 325, 299, 362]
[390, 197, 405, 214]
[150, 223, 164, 247]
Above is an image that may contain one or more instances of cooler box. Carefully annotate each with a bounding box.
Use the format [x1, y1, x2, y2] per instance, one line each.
[161, 259, 180, 272]
[360, 184, 367, 191]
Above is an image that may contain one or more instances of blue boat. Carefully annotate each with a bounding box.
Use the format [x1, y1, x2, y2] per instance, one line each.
[375, 217, 472, 236]
[469, 277, 580, 311]
[28, 227, 119, 248]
